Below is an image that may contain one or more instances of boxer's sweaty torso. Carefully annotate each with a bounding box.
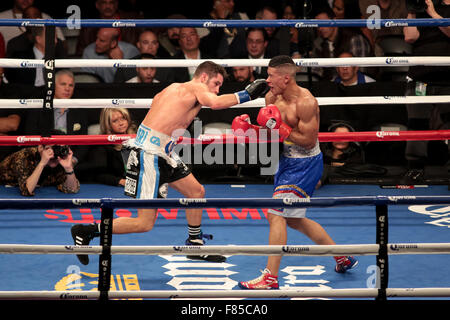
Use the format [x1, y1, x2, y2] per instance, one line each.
[142, 82, 202, 138]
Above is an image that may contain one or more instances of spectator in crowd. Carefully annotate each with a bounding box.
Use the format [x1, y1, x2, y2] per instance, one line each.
[199, 0, 249, 58]
[78, 108, 137, 186]
[126, 54, 160, 83]
[255, 6, 291, 57]
[23, 70, 89, 165]
[6, 6, 66, 61]
[0, 130, 80, 196]
[318, 121, 365, 187]
[75, 0, 144, 56]
[0, 0, 65, 49]
[81, 28, 140, 83]
[0, 66, 22, 161]
[334, 52, 375, 85]
[157, 14, 185, 57]
[114, 29, 172, 83]
[311, 7, 372, 80]
[172, 27, 213, 82]
[239, 28, 272, 79]
[0, 32, 4, 58]
[281, 2, 302, 59]
[4, 26, 63, 86]
[360, 0, 409, 56]
[135, 29, 170, 58]
[230, 66, 256, 84]
[321, 122, 365, 167]
[402, 0, 450, 180]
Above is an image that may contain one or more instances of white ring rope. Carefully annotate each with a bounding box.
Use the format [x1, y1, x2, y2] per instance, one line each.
[1, 57, 450, 68]
[1, 288, 450, 299]
[1, 96, 449, 109]
[1, 243, 449, 255]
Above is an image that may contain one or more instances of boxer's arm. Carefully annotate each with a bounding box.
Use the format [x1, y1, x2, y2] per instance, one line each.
[288, 96, 319, 150]
[195, 79, 268, 110]
[197, 91, 239, 110]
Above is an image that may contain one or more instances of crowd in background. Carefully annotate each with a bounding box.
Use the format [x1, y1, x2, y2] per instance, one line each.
[0, 0, 448, 193]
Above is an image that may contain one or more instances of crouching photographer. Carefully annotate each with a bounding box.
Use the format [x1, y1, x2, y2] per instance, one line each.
[0, 142, 80, 196]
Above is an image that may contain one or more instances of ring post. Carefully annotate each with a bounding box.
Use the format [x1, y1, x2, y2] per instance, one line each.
[375, 204, 389, 301]
[97, 202, 113, 301]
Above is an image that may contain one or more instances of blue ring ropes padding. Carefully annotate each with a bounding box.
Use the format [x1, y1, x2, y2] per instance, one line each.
[0, 18, 449, 28]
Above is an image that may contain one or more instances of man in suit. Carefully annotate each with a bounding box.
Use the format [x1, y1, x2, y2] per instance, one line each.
[4, 26, 64, 85]
[23, 70, 89, 166]
[171, 27, 214, 83]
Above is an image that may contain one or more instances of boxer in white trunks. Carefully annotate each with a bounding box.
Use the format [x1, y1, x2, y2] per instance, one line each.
[71, 61, 269, 265]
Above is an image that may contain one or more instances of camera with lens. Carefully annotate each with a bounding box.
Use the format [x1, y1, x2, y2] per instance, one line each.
[52, 145, 70, 159]
[406, 0, 441, 13]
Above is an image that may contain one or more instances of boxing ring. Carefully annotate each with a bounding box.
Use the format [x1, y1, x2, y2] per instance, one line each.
[0, 16, 450, 302]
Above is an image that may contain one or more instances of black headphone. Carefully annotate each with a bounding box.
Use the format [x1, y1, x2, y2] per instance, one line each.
[327, 121, 356, 133]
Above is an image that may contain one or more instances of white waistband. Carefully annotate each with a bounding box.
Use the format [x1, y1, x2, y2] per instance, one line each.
[283, 140, 321, 158]
[123, 124, 178, 167]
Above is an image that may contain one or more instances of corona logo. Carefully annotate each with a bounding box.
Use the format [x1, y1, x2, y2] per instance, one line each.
[282, 197, 310, 205]
[375, 131, 400, 138]
[179, 198, 207, 205]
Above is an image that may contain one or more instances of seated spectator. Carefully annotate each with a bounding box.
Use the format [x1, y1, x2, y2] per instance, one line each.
[0, 32, 4, 58]
[0, 135, 80, 196]
[6, 6, 66, 59]
[311, 7, 372, 80]
[75, 0, 144, 56]
[360, 0, 408, 56]
[81, 28, 140, 83]
[200, 1, 249, 58]
[0, 66, 22, 161]
[135, 29, 170, 58]
[78, 108, 136, 186]
[321, 122, 365, 167]
[23, 70, 89, 165]
[230, 66, 256, 84]
[172, 27, 213, 82]
[334, 52, 375, 85]
[255, 6, 291, 57]
[126, 54, 160, 83]
[157, 14, 185, 57]
[0, 0, 65, 49]
[236, 28, 272, 79]
[114, 29, 172, 83]
[318, 121, 365, 187]
[281, 2, 302, 59]
[5, 26, 63, 86]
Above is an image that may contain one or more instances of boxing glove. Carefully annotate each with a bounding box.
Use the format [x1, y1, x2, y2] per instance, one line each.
[257, 105, 292, 140]
[234, 79, 269, 104]
[231, 114, 261, 136]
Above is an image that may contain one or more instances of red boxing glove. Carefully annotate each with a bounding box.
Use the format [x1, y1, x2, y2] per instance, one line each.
[257, 105, 292, 140]
[231, 114, 261, 137]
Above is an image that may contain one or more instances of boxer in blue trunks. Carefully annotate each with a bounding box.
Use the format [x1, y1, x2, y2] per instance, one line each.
[233, 56, 358, 289]
[70, 61, 269, 265]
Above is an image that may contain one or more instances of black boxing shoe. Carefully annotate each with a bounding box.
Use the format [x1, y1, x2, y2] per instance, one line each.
[71, 224, 99, 265]
[185, 233, 226, 263]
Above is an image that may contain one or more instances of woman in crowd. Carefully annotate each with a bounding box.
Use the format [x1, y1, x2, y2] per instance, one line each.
[85, 108, 137, 186]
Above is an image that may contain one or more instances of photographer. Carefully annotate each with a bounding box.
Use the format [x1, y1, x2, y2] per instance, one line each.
[0, 142, 80, 196]
[403, 0, 450, 179]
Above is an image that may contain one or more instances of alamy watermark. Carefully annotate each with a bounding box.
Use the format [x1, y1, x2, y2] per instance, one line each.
[66, 5, 81, 29]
